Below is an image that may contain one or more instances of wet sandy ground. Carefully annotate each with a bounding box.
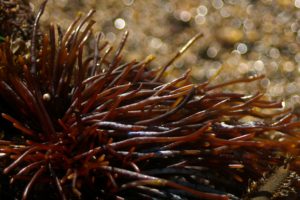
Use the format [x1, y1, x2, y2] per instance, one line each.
[31, 0, 300, 111]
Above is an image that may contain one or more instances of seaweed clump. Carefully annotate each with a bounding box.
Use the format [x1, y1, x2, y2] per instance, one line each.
[0, 0, 34, 41]
[1, 1, 300, 200]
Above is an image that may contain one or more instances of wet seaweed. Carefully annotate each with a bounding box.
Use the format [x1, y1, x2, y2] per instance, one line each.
[1, 1, 300, 200]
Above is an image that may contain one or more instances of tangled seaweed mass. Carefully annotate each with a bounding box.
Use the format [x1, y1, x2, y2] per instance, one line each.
[2, 1, 300, 200]
[0, 0, 34, 41]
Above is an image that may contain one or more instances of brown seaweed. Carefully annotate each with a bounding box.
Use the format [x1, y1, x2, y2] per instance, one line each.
[1, 1, 300, 200]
